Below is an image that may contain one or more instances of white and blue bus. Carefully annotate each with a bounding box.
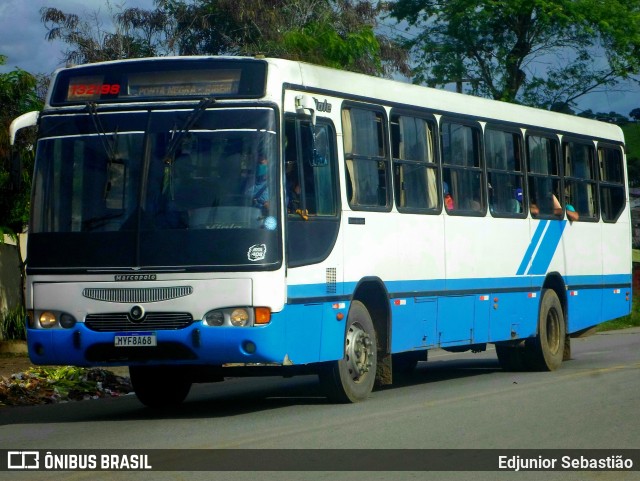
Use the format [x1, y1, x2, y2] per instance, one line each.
[11, 56, 631, 406]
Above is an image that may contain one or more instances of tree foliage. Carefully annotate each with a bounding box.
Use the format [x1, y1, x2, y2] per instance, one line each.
[41, 0, 409, 77]
[40, 2, 173, 64]
[389, 0, 640, 109]
[0, 55, 43, 236]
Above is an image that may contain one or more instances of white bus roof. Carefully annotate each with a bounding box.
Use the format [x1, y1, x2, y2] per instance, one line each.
[46, 55, 625, 143]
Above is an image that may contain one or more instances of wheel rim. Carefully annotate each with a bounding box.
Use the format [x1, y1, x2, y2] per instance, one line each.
[546, 307, 561, 354]
[345, 322, 374, 383]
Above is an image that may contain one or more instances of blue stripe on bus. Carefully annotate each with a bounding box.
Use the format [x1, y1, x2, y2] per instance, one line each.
[516, 220, 548, 275]
[287, 273, 629, 301]
[527, 220, 567, 275]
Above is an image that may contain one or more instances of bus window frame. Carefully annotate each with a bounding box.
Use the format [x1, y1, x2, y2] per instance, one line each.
[525, 131, 564, 220]
[597, 142, 627, 224]
[341, 101, 392, 212]
[439, 117, 486, 217]
[484, 123, 527, 220]
[562, 136, 599, 223]
[389, 108, 441, 215]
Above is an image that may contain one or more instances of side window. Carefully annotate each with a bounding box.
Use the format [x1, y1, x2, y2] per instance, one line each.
[485, 127, 525, 217]
[598, 145, 626, 222]
[441, 120, 484, 214]
[285, 118, 337, 217]
[342, 106, 390, 210]
[563, 140, 597, 221]
[391, 113, 438, 213]
[285, 115, 340, 268]
[526, 134, 562, 219]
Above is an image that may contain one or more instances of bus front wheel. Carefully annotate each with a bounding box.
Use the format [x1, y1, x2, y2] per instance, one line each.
[129, 365, 192, 408]
[527, 289, 565, 371]
[320, 301, 377, 403]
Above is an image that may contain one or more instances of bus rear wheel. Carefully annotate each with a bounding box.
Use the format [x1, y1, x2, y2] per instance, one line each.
[527, 289, 566, 371]
[320, 301, 377, 403]
[130, 365, 192, 408]
[495, 344, 528, 371]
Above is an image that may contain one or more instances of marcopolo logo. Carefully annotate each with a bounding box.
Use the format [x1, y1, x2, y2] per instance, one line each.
[114, 274, 157, 281]
[8, 451, 39, 470]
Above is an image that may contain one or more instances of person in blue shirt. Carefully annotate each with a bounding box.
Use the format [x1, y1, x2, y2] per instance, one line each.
[247, 153, 270, 212]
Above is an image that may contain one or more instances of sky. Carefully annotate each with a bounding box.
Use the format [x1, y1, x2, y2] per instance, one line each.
[1, 0, 639, 117]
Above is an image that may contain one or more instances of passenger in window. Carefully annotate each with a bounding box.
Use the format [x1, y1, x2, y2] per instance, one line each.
[566, 204, 579, 222]
[444, 181, 454, 210]
[246, 153, 270, 213]
[530, 191, 562, 217]
[509, 188, 523, 213]
[285, 159, 301, 213]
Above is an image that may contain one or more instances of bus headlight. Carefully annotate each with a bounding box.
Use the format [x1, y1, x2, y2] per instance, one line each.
[203, 311, 225, 327]
[39, 311, 57, 328]
[202, 307, 270, 327]
[230, 308, 250, 327]
[36, 311, 78, 329]
[60, 313, 77, 328]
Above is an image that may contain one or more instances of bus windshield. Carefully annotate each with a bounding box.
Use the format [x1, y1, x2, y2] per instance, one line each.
[30, 106, 281, 271]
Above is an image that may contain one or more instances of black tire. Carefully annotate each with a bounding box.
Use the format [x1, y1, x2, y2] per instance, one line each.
[319, 301, 377, 403]
[393, 350, 427, 374]
[527, 289, 566, 371]
[495, 344, 528, 371]
[129, 365, 192, 408]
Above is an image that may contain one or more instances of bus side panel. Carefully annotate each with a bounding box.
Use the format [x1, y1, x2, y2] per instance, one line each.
[600, 283, 632, 323]
[389, 296, 437, 352]
[599, 208, 632, 326]
[489, 290, 537, 342]
[437, 295, 474, 346]
[566, 286, 602, 333]
[271, 303, 323, 365]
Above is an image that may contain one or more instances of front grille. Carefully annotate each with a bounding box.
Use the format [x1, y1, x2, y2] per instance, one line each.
[83, 286, 193, 303]
[85, 312, 194, 332]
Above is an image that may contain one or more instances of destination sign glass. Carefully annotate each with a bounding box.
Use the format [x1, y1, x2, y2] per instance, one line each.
[51, 58, 267, 105]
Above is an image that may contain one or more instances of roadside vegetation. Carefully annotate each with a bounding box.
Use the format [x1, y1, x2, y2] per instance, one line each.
[0, 366, 132, 407]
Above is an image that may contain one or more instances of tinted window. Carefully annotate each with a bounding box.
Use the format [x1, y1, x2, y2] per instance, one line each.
[526, 134, 562, 219]
[391, 114, 439, 213]
[441, 121, 484, 214]
[563, 140, 597, 221]
[598, 145, 626, 222]
[485, 127, 525, 217]
[342, 107, 390, 209]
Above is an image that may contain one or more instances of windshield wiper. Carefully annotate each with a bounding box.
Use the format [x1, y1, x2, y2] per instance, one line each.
[86, 102, 119, 198]
[164, 97, 216, 165]
[161, 97, 216, 198]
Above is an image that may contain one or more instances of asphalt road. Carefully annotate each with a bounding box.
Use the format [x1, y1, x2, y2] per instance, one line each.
[1, 328, 639, 481]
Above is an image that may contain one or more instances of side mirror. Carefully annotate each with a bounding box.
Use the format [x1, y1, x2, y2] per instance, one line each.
[9, 111, 39, 192]
[10, 111, 39, 146]
[295, 95, 316, 126]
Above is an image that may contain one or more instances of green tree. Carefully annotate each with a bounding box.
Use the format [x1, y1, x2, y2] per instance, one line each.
[42, 0, 409, 78]
[40, 2, 173, 64]
[0, 55, 44, 313]
[389, 0, 640, 109]
[0, 55, 43, 239]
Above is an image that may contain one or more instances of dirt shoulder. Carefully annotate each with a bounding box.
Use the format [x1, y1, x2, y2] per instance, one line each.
[0, 354, 36, 380]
